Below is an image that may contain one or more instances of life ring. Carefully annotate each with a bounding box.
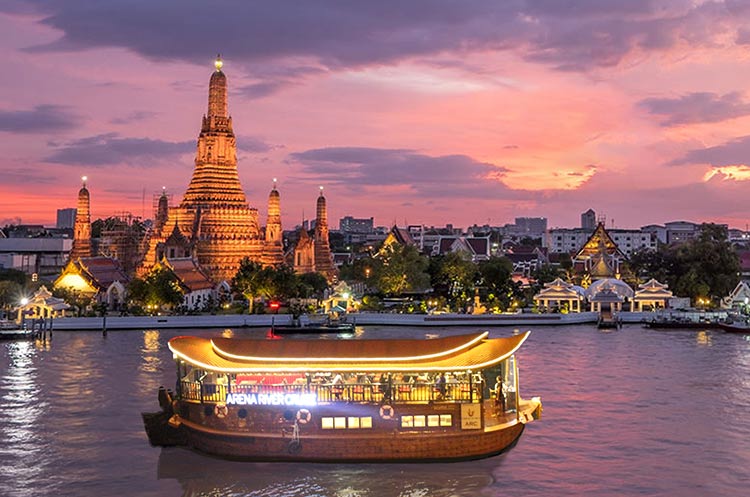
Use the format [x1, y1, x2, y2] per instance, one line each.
[379, 404, 394, 420]
[214, 403, 228, 418]
[296, 408, 311, 424]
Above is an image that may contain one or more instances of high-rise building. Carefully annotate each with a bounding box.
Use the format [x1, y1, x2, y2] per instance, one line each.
[581, 209, 596, 231]
[513, 217, 547, 237]
[339, 216, 374, 234]
[56, 208, 76, 230]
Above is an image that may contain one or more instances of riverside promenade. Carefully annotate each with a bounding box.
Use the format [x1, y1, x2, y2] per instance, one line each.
[34, 311, 660, 331]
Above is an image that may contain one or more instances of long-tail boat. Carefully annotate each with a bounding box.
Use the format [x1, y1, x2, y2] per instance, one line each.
[142, 331, 542, 462]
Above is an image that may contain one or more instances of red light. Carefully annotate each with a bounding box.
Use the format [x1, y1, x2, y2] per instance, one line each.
[269, 301, 280, 310]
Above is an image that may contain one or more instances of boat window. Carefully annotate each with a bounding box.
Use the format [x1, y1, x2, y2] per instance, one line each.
[321, 416, 372, 429]
[401, 414, 451, 428]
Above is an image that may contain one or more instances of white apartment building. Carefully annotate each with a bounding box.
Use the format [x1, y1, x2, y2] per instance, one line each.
[545, 228, 655, 256]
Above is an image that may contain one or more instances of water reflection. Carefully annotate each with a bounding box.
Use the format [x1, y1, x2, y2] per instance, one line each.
[157, 447, 499, 497]
[696, 330, 712, 346]
[0, 341, 47, 496]
[140, 330, 162, 374]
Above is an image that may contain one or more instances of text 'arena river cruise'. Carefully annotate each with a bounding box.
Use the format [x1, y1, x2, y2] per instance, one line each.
[143, 331, 542, 462]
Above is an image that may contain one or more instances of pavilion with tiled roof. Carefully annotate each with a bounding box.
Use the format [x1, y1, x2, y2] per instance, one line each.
[533, 278, 586, 312]
[633, 278, 673, 311]
[54, 256, 129, 308]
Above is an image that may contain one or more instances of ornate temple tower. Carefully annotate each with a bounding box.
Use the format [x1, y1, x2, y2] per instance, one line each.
[261, 179, 284, 267]
[313, 187, 337, 281]
[293, 226, 315, 274]
[155, 187, 169, 232]
[70, 176, 92, 260]
[139, 56, 264, 282]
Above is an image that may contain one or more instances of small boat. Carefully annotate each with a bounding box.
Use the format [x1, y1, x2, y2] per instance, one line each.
[142, 331, 542, 462]
[270, 322, 356, 334]
[717, 321, 750, 334]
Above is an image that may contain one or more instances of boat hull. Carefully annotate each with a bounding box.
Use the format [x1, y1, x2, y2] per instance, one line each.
[144, 397, 539, 463]
[179, 419, 525, 462]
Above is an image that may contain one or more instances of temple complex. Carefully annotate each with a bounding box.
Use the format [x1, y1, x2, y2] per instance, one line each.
[69, 176, 92, 260]
[139, 56, 278, 282]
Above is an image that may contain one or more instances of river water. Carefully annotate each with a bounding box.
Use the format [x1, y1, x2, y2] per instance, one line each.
[0, 324, 748, 497]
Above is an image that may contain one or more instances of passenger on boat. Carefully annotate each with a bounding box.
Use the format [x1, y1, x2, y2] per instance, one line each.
[494, 376, 506, 412]
[332, 373, 344, 400]
[436, 372, 447, 399]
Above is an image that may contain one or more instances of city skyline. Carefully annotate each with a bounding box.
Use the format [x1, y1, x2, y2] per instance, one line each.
[3, 2, 750, 230]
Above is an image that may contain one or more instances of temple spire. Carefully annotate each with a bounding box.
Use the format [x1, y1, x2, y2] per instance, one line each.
[207, 54, 228, 119]
[70, 175, 92, 260]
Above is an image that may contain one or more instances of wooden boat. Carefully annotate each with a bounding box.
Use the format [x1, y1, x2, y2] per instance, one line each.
[143, 331, 542, 462]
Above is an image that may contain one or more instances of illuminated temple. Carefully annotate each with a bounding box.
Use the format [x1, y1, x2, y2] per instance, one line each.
[140, 57, 280, 282]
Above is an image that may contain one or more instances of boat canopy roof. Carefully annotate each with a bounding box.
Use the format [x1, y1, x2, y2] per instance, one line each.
[168, 331, 530, 373]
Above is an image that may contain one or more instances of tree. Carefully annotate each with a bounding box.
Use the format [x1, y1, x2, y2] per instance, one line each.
[297, 272, 329, 298]
[375, 244, 430, 295]
[126, 268, 184, 313]
[232, 258, 269, 313]
[627, 223, 740, 306]
[0, 280, 22, 319]
[478, 256, 520, 311]
[670, 223, 740, 304]
[53, 286, 94, 317]
[429, 252, 477, 311]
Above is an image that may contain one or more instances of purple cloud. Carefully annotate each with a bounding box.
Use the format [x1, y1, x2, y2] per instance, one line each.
[288, 146, 512, 198]
[0, 104, 81, 133]
[7, 0, 747, 79]
[669, 135, 750, 167]
[639, 92, 750, 126]
[45, 133, 193, 166]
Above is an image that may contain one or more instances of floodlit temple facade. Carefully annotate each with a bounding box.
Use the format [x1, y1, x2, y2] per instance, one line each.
[139, 57, 282, 282]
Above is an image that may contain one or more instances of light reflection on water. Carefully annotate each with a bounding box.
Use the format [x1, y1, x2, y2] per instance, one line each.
[0, 324, 748, 497]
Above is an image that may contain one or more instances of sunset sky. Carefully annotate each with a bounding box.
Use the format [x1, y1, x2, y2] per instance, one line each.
[3, 1, 750, 231]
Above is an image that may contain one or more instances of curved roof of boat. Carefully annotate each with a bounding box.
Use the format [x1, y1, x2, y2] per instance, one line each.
[168, 331, 531, 373]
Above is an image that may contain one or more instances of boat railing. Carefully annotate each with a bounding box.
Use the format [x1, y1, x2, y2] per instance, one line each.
[178, 379, 482, 404]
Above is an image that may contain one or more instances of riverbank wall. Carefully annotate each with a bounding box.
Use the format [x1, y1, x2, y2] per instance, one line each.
[35, 311, 659, 331]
